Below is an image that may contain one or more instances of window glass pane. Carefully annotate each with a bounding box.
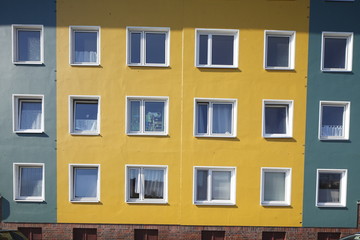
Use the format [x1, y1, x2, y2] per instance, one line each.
[324, 38, 347, 69]
[196, 170, 208, 201]
[19, 101, 42, 130]
[145, 33, 166, 64]
[18, 30, 40, 61]
[74, 32, 97, 63]
[130, 101, 140, 132]
[264, 172, 286, 201]
[267, 36, 290, 67]
[143, 169, 164, 199]
[197, 103, 208, 134]
[74, 101, 98, 132]
[144, 102, 164, 132]
[129, 168, 140, 199]
[20, 167, 42, 197]
[212, 35, 234, 65]
[212, 104, 232, 134]
[212, 171, 231, 200]
[318, 173, 341, 203]
[130, 32, 141, 64]
[74, 168, 98, 198]
[199, 35, 208, 65]
[265, 105, 287, 134]
[321, 106, 344, 137]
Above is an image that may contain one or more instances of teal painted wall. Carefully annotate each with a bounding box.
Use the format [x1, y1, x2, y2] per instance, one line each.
[303, 0, 360, 228]
[0, 0, 57, 223]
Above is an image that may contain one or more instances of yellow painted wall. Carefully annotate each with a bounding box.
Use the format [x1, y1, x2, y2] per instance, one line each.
[57, 0, 309, 226]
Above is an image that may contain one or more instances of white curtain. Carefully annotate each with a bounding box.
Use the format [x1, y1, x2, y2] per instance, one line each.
[264, 172, 285, 201]
[321, 125, 343, 137]
[74, 168, 98, 198]
[144, 169, 164, 199]
[20, 167, 42, 197]
[18, 30, 40, 61]
[212, 171, 231, 200]
[212, 104, 232, 134]
[75, 51, 97, 63]
[75, 119, 97, 132]
[19, 102, 42, 130]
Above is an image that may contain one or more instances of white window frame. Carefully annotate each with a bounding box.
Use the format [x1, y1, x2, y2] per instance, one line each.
[69, 164, 100, 203]
[260, 167, 291, 206]
[262, 100, 294, 138]
[318, 101, 350, 140]
[69, 95, 101, 135]
[13, 163, 45, 202]
[316, 169, 347, 207]
[12, 94, 44, 133]
[321, 32, 353, 72]
[125, 165, 168, 204]
[264, 30, 295, 70]
[195, 28, 239, 68]
[126, 27, 170, 67]
[12, 24, 44, 64]
[126, 96, 169, 136]
[193, 166, 236, 205]
[194, 98, 237, 138]
[69, 26, 100, 66]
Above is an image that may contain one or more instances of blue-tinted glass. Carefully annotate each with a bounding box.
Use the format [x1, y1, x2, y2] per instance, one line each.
[318, 173, 341, 203]
[145, 102, 164, 132]
[19, 101, 42, 130]
[265, 105, 287, 134]
[130, 33, 141, 64]
[130, 101, 140, 131]
[146, 33, 166, 64]
[129, 168, 140, 199]
[267, 36, 290, 67]
[199, 35, 208, 65]
[212, 104, 232, 134]
[324, 38, 347, 69]
[18, 30, 40, 61]
[322, 106, 344, 126]
[144, 169, 164, 199]
[212, 35, 234, 65]
[197, 103, 208, 134]
[196, 170, 208, 201]
[74, 168, 98, 198]
[20, 167, 42, 197]
[74, 32, 97, 63]
[74, 101, 98, 132]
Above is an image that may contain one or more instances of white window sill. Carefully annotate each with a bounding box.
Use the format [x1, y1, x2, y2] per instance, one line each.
[70, 199, 100, 203]
[194, 202, 235, 206]
[261, 202, 290, 207]
[263, 134, 292, 138]
[15, 198, 45, 202]
[14, 130, 44, 134]
[265, 67, 294, 70]
[195, 134, 236, 138]
[71, 132, 100, 136]
[321, 69, 352, 73]
[128, 63, 169, 67]
[319, 137, 348, 141]
[126, 200, 168, 204]
[317, 203, 346, 208]
[71, 63, 100, 66]
[196, 65, 238, 69]
[127, 132, 168, 136]
[14, 61, 44, 65]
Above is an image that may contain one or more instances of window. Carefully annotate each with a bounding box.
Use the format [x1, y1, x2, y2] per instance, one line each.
[126, 97, 169, 135]
[262, 232, 286, 240]
[69, 96, 100, 135]
[126, 165, 168, 204]
[69, 164, 100, 202]
[70, 26, 100, 65]
[12, 94, 44, 133]
[13, 163, 44, 202]
[195, 29, 239, 68]
[260, 168, 291, 206]
[319, 101, 350, 140]
[264, 30, 295, 70]
[317, 232, 341, 240]
[194, 98, 237, 137]
[127, 27, 170, 67]
[134, 229, 158, 240]
[321, 32, 353, 72]
[18, 227, 42, 240]
[201, 231, 225, 240]
[73, 228, 97, 240]
[316, 169, 347, 207]
[12, 25, 43, 64]
[262, 100, 293, 138]
[194, 167, 236, 205]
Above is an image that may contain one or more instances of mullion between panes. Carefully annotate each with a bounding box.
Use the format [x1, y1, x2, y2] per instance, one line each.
[341, 105, 346, 137]
[207, 170, 212, 201]
[140, 168, 145, 200]
[18, 100, 24, 129]
[208, 103, 213, 135]
[208, 35, 212, 66]
[18, 167, 23, 198]
[140, 100, 145, 133]
[141, 32, 146, 65]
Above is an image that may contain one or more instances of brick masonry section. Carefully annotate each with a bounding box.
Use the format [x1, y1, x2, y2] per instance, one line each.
[0, 222, 359, 240]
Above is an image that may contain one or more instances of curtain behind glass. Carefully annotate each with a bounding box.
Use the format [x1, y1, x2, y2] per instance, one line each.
[145, 102, 164, 132]
[196, 170, 208, 201]
[74, 168, 98, 198]
[129, 168, 140, 198]
[18, 30, 40, 62]
[20, 167, 42, 197]
[321, 106, 344, 137]
[144, 169, 164, 199]
[212, 104, 232, 134]
[264, 172, 285, 201]
[74, 102, 98, 132]
[318, 173, 340, 203]
[75, 32, 97, 63]
[130, 101, 140, 132]
[267, 36, 289, 67]
[19, 101, 42, 130]
[212, 171, 231, 200]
